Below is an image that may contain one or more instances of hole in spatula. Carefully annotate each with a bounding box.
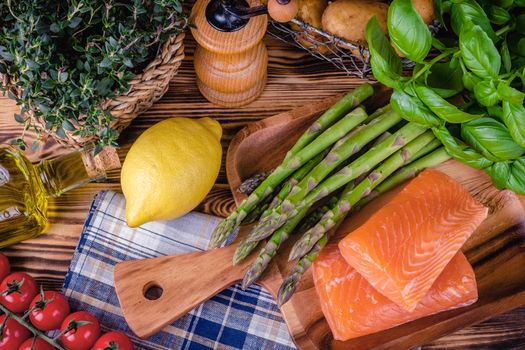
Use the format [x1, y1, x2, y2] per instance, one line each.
[143, 283, 163, 300]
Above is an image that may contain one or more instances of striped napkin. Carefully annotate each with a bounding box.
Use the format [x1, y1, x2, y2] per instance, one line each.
[62, 190, 296, 350]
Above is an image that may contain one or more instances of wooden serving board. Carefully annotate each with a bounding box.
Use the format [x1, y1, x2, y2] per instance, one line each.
[114, 90, 525, 349]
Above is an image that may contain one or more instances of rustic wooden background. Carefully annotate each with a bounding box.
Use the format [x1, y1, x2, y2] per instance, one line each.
[1, 35, 524, 349]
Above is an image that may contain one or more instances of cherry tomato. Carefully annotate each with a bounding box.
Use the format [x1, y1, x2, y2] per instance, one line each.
[0, 273, 38, 313]
[60, 311, 100, 350]
[18, 338, 54, 350]
[93, 331, 134, 350]
[0, 254, 10, 282]
[29, 291, 70, 331]
[0, 315, 31, 350]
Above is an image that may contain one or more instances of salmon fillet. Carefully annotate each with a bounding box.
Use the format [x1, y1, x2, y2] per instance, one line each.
[338, 169, 487, 311]
[313, 244, 478, 341]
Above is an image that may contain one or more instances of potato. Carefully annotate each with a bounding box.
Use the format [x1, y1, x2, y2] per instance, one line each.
[297, 0, 328, 28]
[291, 0, 332, 54]
[412, 0, 435, 25]
[321, 0, 388, 47]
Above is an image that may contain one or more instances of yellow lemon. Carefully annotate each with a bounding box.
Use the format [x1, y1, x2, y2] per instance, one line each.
[121, 117, 222, 227]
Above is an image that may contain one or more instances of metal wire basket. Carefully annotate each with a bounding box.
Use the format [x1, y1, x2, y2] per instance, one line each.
[268, 18, 440, 78]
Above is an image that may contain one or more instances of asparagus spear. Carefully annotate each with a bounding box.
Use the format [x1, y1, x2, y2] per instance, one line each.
[241, 206, 310, 289]
[250, 122, 429, 242]
[233, 196, 339, 265]
[268, 148, 331, 211]
[283, 84, 374, 162]
[246, 109, 404, 243]
[288, 131, 436, 261]
[356, 147, 451, 208]
[278, 138, 444, 306]
[209, 107, 370, 248]
[233, 150, 330, 264]
[277, 234, 328, 307]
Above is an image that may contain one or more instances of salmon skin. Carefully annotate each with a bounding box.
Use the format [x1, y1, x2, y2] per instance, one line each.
[313, 244, 478, 341]
[338, 169, 487, 311]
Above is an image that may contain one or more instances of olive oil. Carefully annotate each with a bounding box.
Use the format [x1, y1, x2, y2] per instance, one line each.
[0, 146, 119, 248]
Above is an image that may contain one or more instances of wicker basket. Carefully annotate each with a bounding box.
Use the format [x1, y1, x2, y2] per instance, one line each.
[0, 33, 185, 148]
[268, 19, 439, 77]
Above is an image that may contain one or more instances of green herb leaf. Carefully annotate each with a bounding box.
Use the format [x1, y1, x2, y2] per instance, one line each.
[488, 6, 511, 25]
[461, 118, 525, 161]
[473, 80, 500, 107]
[486, 159, 525, 194]
[391, 88, 442, 126]
[450, 0, 496, 42]
[462, 71, 481, 92]
[69, 17, 82, 28]
[388, 0, 432, 63]
[416, 86, 482, 123]
[422, 61, 464, 98]
[497, 82, 525, 104]
[432, 125, 493, 169]
[460, 25, 501, 78]
[502, 101, 525, 147]
[365, 16, 404, 89]
[501, 38, 512, 73]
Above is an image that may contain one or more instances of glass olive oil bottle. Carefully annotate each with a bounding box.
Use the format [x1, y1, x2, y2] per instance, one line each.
[0, 145, 119, 248]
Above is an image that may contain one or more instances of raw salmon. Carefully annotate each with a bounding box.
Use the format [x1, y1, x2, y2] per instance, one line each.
[338, 169, 487, 311]
[313, 244, 478, 341]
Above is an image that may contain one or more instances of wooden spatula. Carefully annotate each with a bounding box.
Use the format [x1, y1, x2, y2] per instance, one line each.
[113, 233, 264, 339]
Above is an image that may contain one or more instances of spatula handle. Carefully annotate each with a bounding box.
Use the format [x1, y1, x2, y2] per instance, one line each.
[114, 244, 252, 338]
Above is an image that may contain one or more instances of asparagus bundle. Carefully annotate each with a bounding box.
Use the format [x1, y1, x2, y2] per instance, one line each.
[276, 146, 451, 305]
[209, 84, 374, 248]
[241, 131, 436, 289]
[249, 121, 429, 244]
[233, 149, 331, 264]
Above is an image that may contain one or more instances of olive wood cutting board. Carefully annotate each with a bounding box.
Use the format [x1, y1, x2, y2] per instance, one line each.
[114, 89, 525, 349]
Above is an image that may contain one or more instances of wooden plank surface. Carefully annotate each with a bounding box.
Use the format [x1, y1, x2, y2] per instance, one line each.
[1, 34, 524, 349]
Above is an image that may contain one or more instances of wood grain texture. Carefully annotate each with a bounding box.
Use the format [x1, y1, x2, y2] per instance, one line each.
[1, 34, 525, 349]
[191, 0, 268, 106]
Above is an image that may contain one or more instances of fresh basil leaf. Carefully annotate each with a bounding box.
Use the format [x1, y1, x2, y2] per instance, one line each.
[497, 82, 525, 104]
[501, 38, 512, 73]
[474, 80, 500, 106]
[423, 61, 464, 98]
[460, 25, 501, 78]
[461, 118, 525, 161]
[388, 0, 432, 63]
[416, 86, 482, 123]
[450, 0, 496, 42]
[502, 101, 525, 147]
[495, 0, 514, 8]
[432, 125, 493, 169]
[365, 17, 404, 89]
[391, 89, 441, 127]
[487, 106, 503, 119]
[462, 71, 481, 91]
[486, 159, 525, 194]
[486, 161, 511, 189]
[488, 6, 511, 25]
[518, 38, 525, 57]
[507, 158, 525, 194]
[432, 37, 447, 51]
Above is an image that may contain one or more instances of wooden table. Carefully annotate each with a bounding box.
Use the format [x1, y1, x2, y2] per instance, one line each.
[1, 35, 524, 349]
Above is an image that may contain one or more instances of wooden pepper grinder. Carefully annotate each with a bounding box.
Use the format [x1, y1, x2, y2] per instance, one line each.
[191, 0, 298, 107]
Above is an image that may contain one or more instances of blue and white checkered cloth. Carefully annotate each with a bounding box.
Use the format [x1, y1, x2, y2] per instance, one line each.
[62, 190, 296, 350]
